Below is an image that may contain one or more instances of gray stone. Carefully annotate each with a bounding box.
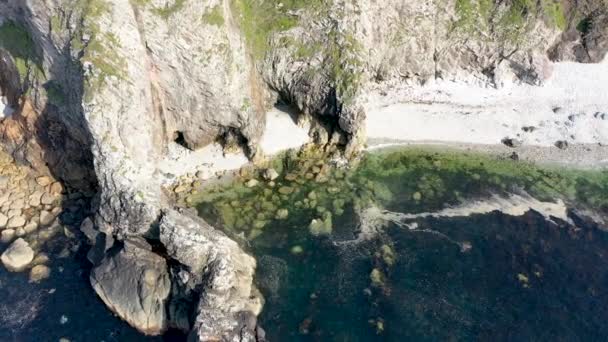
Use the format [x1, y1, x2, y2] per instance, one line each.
[90, 238, 170, 335]
[1, 238, 34, 272]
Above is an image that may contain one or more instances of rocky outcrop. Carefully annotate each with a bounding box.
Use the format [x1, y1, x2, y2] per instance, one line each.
[0, 0, 607, 340]
[160, 209, 263, 341]
[90, 237, 171, 335]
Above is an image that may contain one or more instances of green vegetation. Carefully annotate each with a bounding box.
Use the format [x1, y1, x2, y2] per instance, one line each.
[202, 4, 225, 26]
[0, 21, 44, 82]
[453, 0, 568, 43]
[188, 146, 608, 241]
[68, 0, 127, 100]
[326, 31, 363, 105]
[152, 0, 187, 20]
[230, 0, 325, 59]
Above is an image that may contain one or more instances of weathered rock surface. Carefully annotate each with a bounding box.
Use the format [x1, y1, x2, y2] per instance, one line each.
[1, 238, 34, 272]
[1, 0, 607, 340]
[160, 209, 263, 341]
[90, 238, 171, 335]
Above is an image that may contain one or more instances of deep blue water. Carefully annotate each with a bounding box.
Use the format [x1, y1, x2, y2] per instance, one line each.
[253, 209, 608, 341]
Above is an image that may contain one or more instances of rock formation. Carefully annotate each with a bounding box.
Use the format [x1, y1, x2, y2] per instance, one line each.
[0, 0, 606, 340]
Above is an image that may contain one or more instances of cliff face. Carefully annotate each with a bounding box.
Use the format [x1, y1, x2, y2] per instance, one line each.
[0, 0, 606, 340]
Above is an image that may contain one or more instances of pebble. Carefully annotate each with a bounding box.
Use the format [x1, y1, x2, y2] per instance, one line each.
[59, 315, 69, 324]
[29, 191, 44, 207]
[263, 168, 279, 181]
[24, 221, 39, 234]
[1, 238, 34, 271]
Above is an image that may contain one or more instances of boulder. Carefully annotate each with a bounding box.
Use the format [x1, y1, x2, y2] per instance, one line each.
[90, 238, 171, 335]
[159, 209, 263, 342]
[1, 238, 34, 272]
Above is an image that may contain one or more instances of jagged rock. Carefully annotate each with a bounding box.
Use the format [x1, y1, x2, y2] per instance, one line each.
[90, 238, 171, 335]
[1, 238, 34, 272]
[159, 210, 263, 342]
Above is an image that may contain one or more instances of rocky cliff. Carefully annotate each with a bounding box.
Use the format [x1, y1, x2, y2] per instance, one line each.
[0, 0, 606, 340]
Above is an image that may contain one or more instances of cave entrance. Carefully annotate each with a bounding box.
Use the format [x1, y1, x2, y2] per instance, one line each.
[173, 131, 191, 150]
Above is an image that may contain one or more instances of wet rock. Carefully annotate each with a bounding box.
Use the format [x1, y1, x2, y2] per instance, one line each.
[275, 209, 289, 220]
[1, 238, 34, 272]
[509, 152, 519, 161]
[29, 264, 51, 283]
[90, 238, 171, 335]
[263, 168, 279, 181]
[501, 137, 523, 148]
[7, 216, 26, 228]
[278, 186, 294, 195]
[412, 192, 422, 201]
[245, 179, 259, 188]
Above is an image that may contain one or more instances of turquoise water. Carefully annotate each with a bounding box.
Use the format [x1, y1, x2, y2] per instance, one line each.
[194, 147, 608, 341]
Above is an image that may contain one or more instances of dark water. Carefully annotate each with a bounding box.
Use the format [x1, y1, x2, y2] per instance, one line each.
[194, 147, 608, 341]
[239, 207, 608, 341]
[0, 233, 158, 342]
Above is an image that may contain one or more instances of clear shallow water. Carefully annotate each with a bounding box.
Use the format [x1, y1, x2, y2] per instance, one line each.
[193, 147, 608, 341]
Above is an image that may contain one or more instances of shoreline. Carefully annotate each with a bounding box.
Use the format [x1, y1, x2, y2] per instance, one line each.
[163, 57, 608, 183]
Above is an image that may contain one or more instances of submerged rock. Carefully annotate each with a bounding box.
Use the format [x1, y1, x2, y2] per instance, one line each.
[90, 238, 171, 335]
[29, 264, 51, 283]
[1, 238, 34, 272]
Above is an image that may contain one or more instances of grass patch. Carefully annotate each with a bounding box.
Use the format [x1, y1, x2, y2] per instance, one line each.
[231, 0, 325, 60]
[152, 0, 187, 20]
[0, 21, 44, 82]
[202, 4, 225, 26]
